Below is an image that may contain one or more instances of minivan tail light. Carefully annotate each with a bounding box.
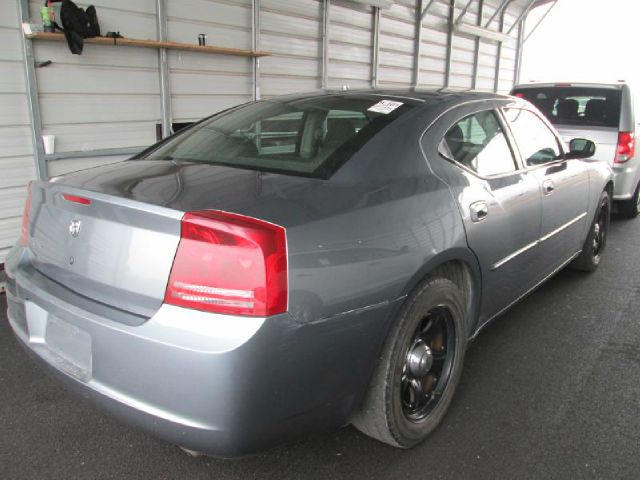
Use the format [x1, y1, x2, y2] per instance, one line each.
[615, 131, 635, 163]
[19, 181, 33, 246]
[164, 210, 288, 317]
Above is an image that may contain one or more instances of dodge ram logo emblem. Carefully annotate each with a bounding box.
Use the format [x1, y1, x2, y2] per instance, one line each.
[69, 219, 81, 237]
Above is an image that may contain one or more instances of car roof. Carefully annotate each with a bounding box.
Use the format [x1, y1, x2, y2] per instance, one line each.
[266, 88, 514, 110]
[513, 82, 626, 90]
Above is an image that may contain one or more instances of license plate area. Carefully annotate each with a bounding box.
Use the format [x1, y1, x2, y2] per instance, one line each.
[44, 315, 92, 382]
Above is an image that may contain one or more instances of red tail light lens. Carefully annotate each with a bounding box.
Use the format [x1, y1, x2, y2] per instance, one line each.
[19, 181, 33, 246]
[62, 193, 91, 205]
[164, 210, 288, 317]
[615, 131, 635, 163]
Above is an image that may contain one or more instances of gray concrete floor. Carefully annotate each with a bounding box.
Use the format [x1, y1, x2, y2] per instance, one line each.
[1, 215, 639, 480]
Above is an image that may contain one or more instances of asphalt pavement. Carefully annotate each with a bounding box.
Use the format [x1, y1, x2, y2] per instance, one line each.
[1, 214, 640, 480]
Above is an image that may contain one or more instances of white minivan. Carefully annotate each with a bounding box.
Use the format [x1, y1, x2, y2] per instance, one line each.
[511, 82, 640, 217]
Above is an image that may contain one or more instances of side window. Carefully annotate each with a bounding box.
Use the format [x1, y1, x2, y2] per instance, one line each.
[503, 108, 562, 166]
[440, 110, 517, 177]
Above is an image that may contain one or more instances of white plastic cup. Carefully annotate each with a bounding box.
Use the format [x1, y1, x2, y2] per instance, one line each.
[42, 135, 55, 155]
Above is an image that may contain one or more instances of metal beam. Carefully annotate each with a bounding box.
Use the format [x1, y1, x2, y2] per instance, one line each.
[252, 0, 261, 100]
[444, 0, 455, 88]
[493, 7, 506, 92]
[371, 6, 380, 88]
[321, 0, 330, 88]
[46, 146, 144, 162]
[471, 0, 484, 90]
[156, 0, 172, 138]
[17, 0, 47, 179]
[455, 0, 476, 25]
[484, 0, 510, 28]
[420, 0, 438, 21]
[412, 0, 424, 87]
[506, 0, 536, 35]
[524, 0, 557, 43]
[513, 18, 524, 85]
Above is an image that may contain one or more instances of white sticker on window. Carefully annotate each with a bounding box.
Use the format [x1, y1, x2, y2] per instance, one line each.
[368, 100, 404, 114]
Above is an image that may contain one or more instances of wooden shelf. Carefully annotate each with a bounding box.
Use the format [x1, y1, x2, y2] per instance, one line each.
[29, 32, 270, 58]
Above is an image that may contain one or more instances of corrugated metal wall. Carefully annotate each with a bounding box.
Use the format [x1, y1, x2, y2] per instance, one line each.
[0, 0, 533, 262]
[0, 1, 35, 261]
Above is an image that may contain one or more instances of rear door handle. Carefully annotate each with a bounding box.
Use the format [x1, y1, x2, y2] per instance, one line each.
[469, 201, 488, 222]
[543, 179, 555, 195]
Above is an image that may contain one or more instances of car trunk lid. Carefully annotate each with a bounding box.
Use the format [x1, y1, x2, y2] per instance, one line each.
[27, 181, 182, 318]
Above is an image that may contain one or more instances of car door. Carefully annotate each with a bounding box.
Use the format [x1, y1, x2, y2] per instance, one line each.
[502, 107, 590, 275]
[436, 107, 543, 323]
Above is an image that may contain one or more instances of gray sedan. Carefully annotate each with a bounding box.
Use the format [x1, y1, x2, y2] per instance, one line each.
[6, 90, 612, 456]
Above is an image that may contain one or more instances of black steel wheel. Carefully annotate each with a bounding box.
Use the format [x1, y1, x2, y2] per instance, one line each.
[401, 306, 456, 421]
[572, 190, 610, 272]
[352, 276, 467, 448]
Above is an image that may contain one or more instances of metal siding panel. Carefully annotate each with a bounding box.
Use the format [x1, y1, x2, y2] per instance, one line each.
[0, 28, 23, 61]
[0, 126, 33, 158]
[39, 94, 161, 125]
[47, 156, 128, 178]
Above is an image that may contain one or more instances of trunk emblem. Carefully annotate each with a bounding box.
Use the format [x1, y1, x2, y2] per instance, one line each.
[69, 219, 81, 237]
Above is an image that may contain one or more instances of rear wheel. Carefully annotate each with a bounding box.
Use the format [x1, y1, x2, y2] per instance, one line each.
[352, 277, 467, 448]
[617, 182, 640, 219]
[572, 190, 610, 272]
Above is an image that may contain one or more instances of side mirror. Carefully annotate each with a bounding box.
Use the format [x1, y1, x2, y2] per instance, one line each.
[566, 138, 596, 159]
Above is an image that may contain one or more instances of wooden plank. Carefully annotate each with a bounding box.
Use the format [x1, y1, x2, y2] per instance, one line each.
[29, 32, 270, 57]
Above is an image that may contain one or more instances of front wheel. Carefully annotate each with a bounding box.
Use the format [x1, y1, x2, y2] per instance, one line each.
[351, 277, 467, 448]
[572, 190, 610, 272]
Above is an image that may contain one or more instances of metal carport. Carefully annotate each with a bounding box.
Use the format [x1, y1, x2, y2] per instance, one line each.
[0, 0, 555, 262]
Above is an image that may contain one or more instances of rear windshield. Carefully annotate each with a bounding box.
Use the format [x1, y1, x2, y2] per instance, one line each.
[512, 87, 621, 128]
[141, 96, 415, 179]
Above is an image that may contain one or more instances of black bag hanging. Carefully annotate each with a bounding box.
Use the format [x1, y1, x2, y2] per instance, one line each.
[53, 0, 101, 55]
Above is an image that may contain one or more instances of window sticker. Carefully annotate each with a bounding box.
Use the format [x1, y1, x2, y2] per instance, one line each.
[368, 100, 404, 114]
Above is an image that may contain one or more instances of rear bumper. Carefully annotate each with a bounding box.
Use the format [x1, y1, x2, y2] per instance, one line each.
[613, 162, 639, 199]
[5, 247, 395, 456]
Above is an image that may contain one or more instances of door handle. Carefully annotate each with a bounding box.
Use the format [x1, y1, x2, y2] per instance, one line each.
[543, 179, 555, 195]
[469, 201, 488, 222]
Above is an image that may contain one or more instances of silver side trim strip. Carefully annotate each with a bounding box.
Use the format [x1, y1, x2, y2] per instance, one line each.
[539, 212, 587, 243]
[490, 212, 587, 271]
[491, 239, 538, 271]
[471, 249, 582, 341]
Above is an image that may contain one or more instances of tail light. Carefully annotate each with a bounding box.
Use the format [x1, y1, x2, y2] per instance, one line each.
[164, 210, 288, 317]
[615, 131, 635, 163]
[19, 181, 33, 246]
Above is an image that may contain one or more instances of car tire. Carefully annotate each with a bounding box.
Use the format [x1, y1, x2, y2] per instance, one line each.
[617, 182, 640, 219]
[572, 190, 611, 272]
[351, 277, 467, 448]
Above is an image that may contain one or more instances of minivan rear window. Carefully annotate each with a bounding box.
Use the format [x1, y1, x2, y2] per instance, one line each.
[512, 87, 621, 128]
[141, 96, 415, 179]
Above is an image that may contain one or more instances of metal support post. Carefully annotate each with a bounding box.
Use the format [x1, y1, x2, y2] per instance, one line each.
[371, 6, 380, 88]
[252, 0, 261, 100]
[513, 19, 524, 85]
[17, 0, 47, 179]
[156, 0, 172, 138]
[412, 0, 424, 87]
[471, 0, 484, 90]
[444, 0, 455, 88]
[493, 8, 506, 92]
[322, 0, 330, 89]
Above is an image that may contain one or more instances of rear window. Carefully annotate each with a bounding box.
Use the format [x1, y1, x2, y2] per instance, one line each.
[141, 96, 415, 179]
[512, 87, 621, 128]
